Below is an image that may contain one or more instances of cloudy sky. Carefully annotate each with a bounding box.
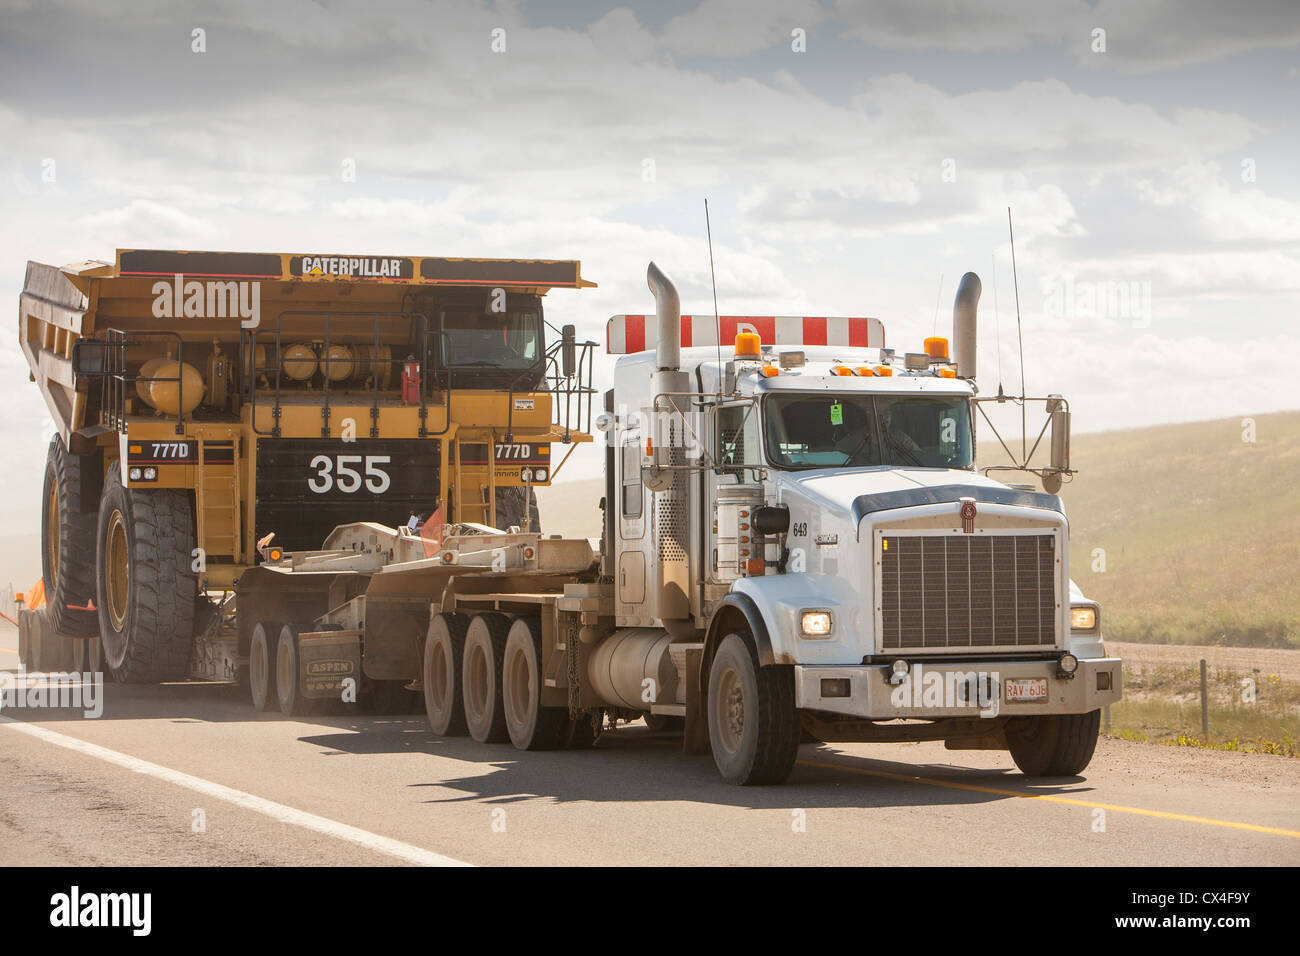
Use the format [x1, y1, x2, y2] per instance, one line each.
[2, 0, 1298, 535]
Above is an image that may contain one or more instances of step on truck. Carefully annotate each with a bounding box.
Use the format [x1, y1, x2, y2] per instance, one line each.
[240, 262, 1122, 783]
[19, 249, 597, 698]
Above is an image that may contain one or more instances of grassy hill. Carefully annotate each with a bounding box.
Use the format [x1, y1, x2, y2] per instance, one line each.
[539, 410, 1300, 648]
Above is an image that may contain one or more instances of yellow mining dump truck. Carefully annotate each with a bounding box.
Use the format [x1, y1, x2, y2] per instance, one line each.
[19, 249, 597, 689]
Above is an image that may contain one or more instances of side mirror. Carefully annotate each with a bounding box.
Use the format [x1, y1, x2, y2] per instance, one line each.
[70, 339, 109, 378]
[753, 505, 790, 535]
[561, 324, 577, 379]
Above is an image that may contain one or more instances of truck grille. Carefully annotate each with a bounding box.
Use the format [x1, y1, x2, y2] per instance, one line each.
[879, 533, 1057, 649]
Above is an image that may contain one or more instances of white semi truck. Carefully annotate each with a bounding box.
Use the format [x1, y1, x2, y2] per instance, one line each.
[237, 262, 1121, 785]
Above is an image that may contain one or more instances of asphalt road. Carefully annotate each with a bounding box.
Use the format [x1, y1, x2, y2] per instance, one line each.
[2, 637, 1298, 866]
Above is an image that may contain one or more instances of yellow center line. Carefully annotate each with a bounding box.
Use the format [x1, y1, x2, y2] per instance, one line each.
[796, 758, 1300, 839]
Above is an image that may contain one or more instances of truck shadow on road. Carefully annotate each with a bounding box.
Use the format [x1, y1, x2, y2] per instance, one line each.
[4, 672, 1099, 812]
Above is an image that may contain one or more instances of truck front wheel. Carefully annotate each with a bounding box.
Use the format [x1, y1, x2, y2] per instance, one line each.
[707, 632, 800, 785]
[1005, 710, 1101, 777]
[95, 461, 196, 683]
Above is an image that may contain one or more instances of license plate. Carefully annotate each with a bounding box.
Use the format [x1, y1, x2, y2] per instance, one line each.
[1005, 678, 1048, 702]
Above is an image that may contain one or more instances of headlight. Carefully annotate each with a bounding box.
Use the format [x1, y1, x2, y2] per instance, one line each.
[800, 610, 833, 637]
[128, 467, 142, 481]
[143, 466, 158, 480]
[1070, 605, 1098, 630]
[533, 468, 547, 483]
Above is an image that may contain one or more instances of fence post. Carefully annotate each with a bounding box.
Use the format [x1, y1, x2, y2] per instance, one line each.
[1200, 658, 1209, 738]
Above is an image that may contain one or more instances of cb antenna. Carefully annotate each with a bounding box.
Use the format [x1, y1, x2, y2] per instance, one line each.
[704, 198, 723, 399]
[1008, 206, 1027, 459]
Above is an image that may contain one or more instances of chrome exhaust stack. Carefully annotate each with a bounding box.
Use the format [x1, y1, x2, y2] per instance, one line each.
[953, 271, 981, 379]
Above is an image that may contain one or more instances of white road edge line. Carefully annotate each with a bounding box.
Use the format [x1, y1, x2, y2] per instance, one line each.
[0, 716, 472, 867]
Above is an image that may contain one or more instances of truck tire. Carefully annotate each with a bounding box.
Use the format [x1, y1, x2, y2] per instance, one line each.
[644, 713, 685, 733]
[249, 621, 281, 712]
[1006, 710, 1102, 777]
[42, 434, 99, 638]
[424, 613, 469, 736]
[494, 487, 540, 532]
[95, 461, 197, 683]
[275, 624, 316, 717]
[71, 635, 103, 674]
[502, 616, 568, 750]
[707, 632, 800, 785]
[461, 612, 511, 743]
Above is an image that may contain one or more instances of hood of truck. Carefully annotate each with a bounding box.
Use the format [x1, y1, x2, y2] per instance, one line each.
[771, 467, 1063, 525]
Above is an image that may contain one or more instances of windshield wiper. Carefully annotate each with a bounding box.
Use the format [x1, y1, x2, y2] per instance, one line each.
[884, 433, 922, 466]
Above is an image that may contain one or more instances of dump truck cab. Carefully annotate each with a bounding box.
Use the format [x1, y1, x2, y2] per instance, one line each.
[19, 249, 596, 683]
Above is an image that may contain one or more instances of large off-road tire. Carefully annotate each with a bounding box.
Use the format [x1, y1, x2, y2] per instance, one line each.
[41, 435, 99, 638]
[1006, 710, 1102, 777]
[95, 461, 197, 683]
[461, 612, 511, 743]
[707, 632, 800, 785]
[424, 612, 469, 736]
[275, 624, 317, 717]
[502, 616, 568, 751]
[494, 486, 540, 532]
[249, 621, 281, 712]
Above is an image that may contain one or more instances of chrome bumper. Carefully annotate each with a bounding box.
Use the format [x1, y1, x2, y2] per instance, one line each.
[793, 656, 1122, 719]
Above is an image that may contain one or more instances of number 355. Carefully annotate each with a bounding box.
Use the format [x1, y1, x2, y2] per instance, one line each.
[307, 455, 392, 494]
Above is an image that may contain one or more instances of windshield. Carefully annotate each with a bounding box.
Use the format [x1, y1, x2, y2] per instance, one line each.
[764, 393, 973, 469]
[438, 309, 541, 370]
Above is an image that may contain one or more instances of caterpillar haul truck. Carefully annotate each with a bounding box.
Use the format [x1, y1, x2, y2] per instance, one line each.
[19, 249, 596, 699]
[238, 261, 1121, 783]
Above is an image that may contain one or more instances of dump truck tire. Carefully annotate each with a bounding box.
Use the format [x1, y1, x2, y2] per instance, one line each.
[1006, 710, 1102, 777]
[95, 461, 196, 683]
[494, 487, 540, 532]
[424, 612, 469, 736]
[462, 612, 511, 743]
[707, 632, 800, 785]
[41, 435, 99, 638]
[249, 621, 281, 712]
[502, 616, 568, 750]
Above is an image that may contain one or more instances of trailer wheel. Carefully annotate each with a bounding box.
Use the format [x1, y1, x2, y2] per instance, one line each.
[275, 624, 317, 717]
[249, 621, 281, 712]
[643, 713, 685, 733]
[461, 612, 511, 743]
[502, 617, 568, 751]
[1006, 710, 1101, 777]
[707, 632, 800, 785]
[424, 613, 469, 736]
[41, 435, 99, 638]
[95, 461, 197, 683]
[71, 635, 103, 674]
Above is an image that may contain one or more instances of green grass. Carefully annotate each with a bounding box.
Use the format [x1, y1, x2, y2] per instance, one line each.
[983, 409, 1300, 647]
[1103, 660, 1299, 756]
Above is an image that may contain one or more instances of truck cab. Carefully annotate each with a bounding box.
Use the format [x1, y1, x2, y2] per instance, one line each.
[601, 264, 1121, 783]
